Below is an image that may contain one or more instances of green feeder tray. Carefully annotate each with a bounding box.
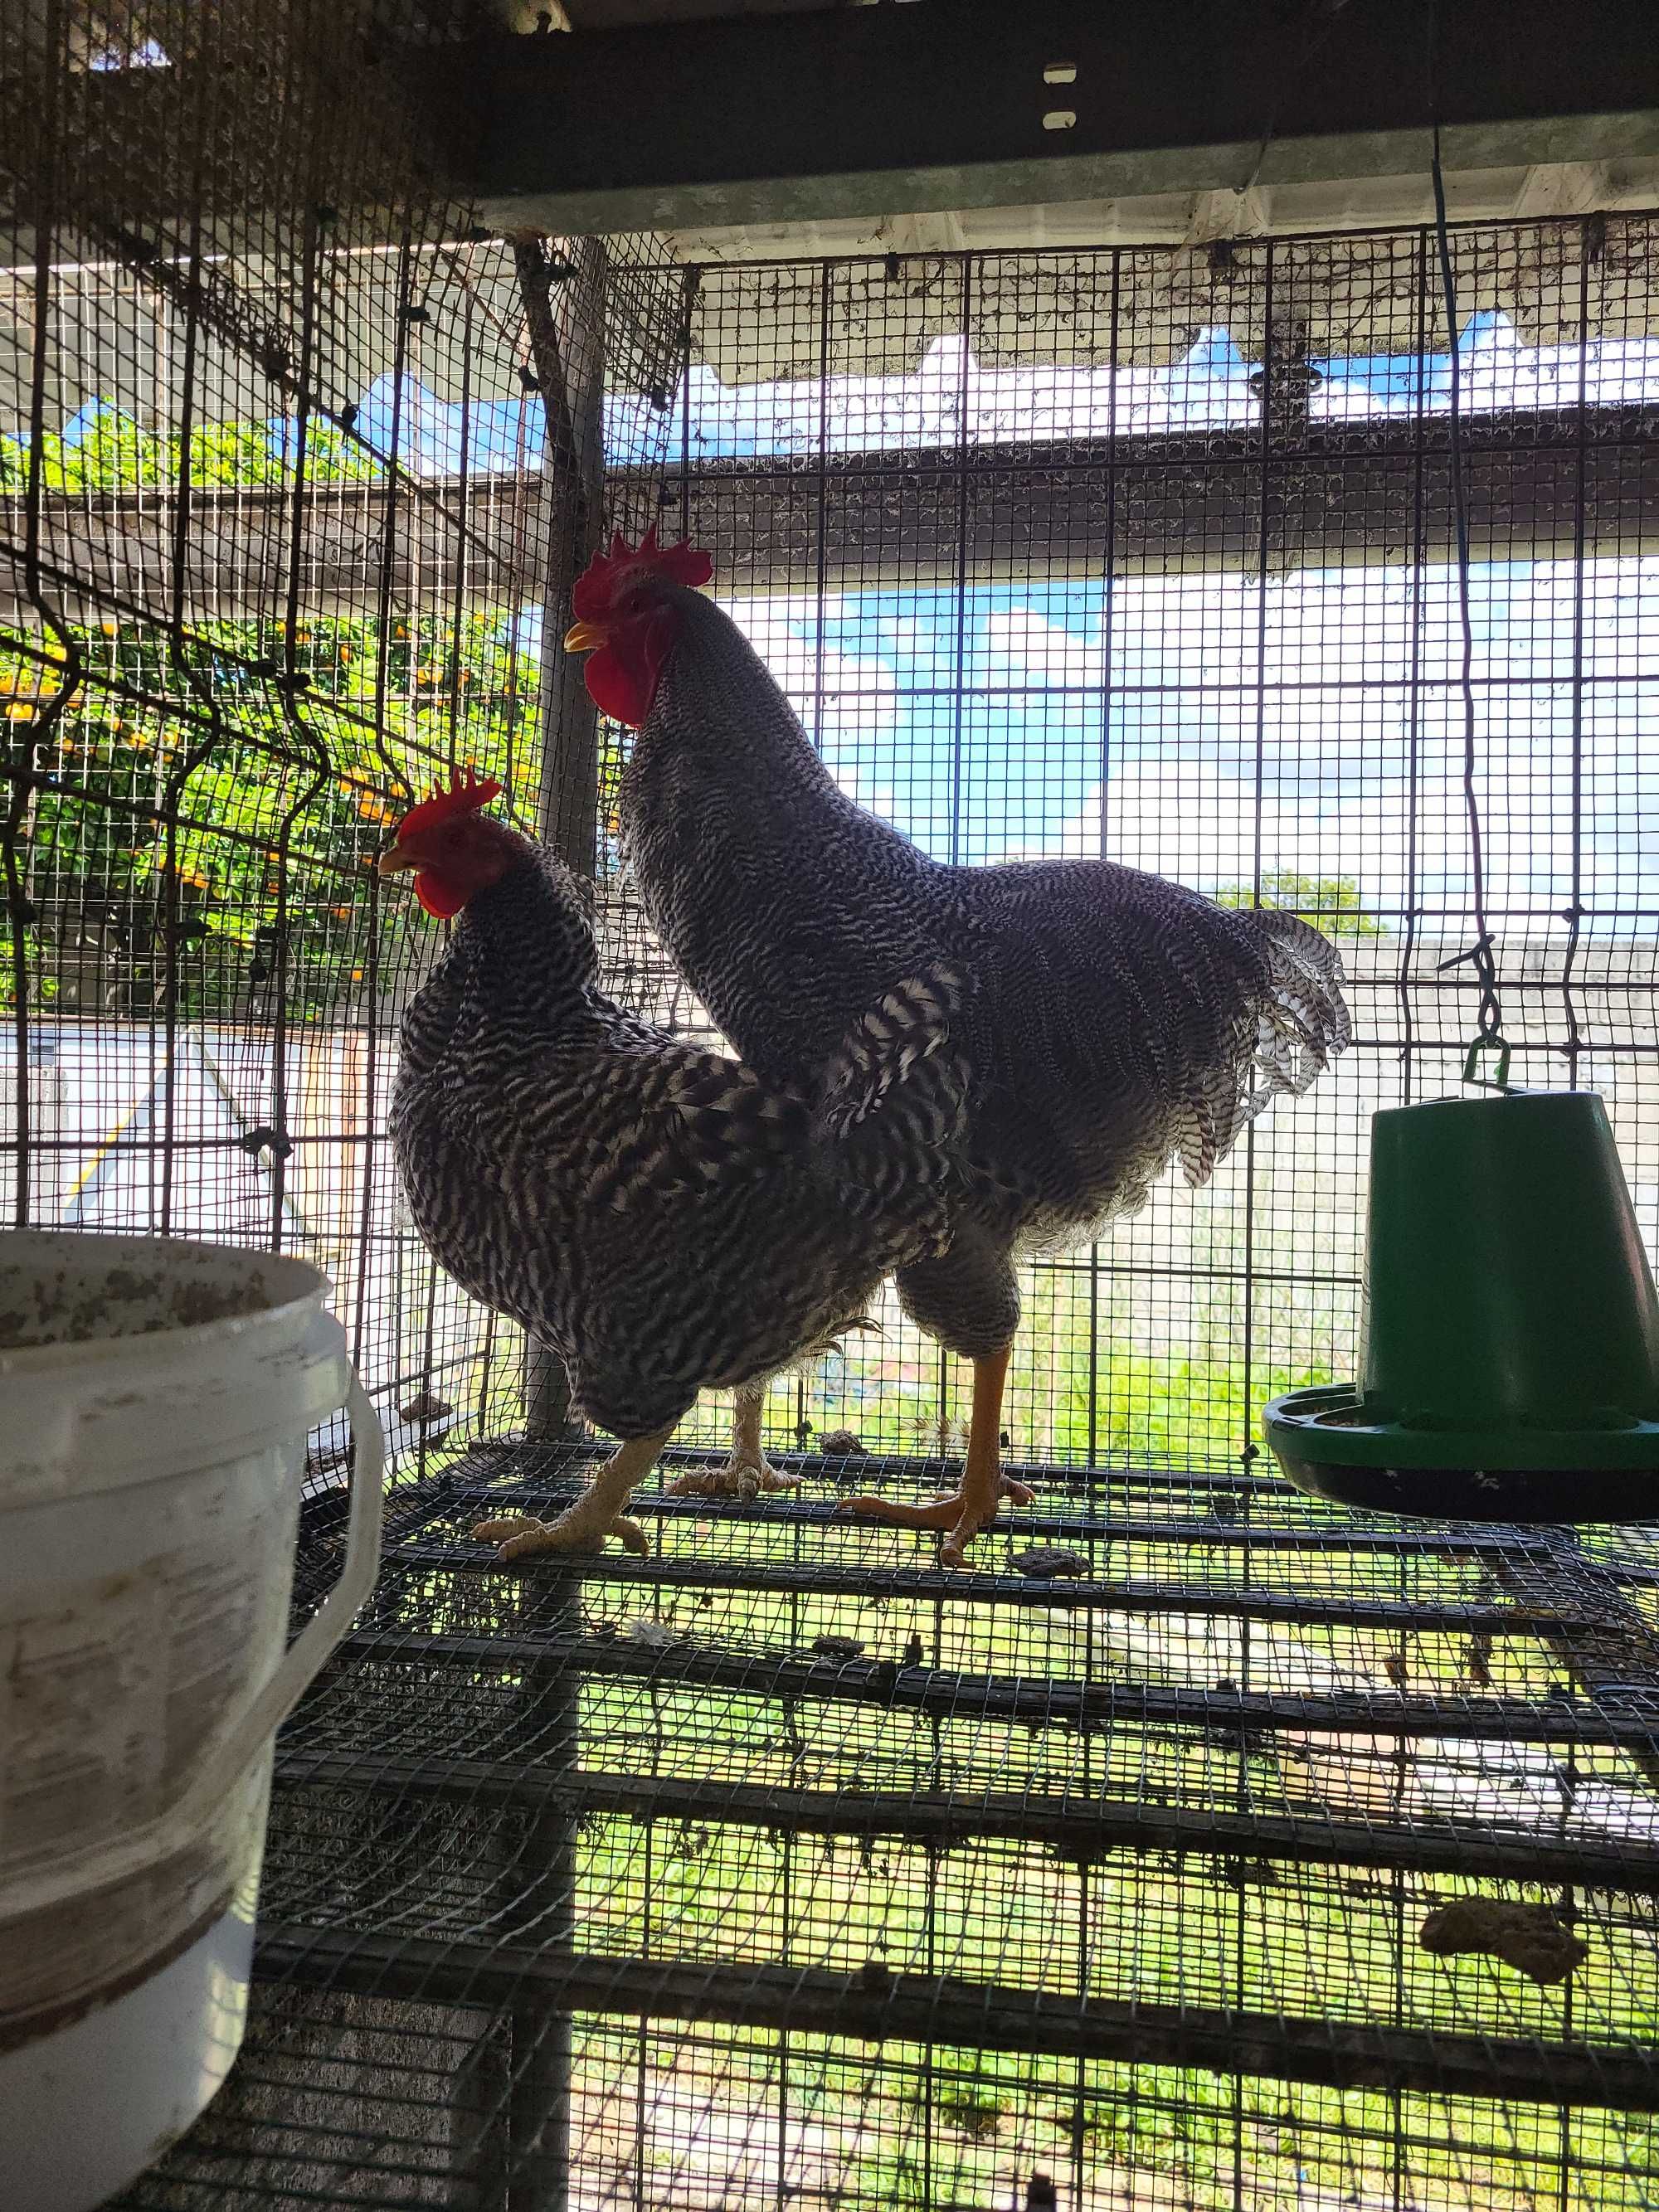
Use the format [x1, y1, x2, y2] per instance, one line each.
[1266, 1088, 1659, 1521]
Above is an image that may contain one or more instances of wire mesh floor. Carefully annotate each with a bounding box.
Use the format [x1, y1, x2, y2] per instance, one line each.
[116, 1444, 1659, 2211]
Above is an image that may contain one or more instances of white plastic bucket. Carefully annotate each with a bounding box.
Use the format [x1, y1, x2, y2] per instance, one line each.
[0, 1228, 383, 2212]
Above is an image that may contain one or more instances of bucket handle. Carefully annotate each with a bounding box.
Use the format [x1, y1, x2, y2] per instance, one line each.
[0, 1370, 384, 1929]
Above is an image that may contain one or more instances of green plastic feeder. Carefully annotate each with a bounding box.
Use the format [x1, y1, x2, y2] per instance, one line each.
[1267, 1089, 1659, 1520]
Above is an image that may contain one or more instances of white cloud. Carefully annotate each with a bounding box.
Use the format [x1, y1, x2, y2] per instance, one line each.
[719, 596, 899, 745]
[1034, 762, 1345, 889]
[985, 606, 1101, 687]
[989, 571, 1418, 705]
[981, 583, 1658, 915]
[706, 556, 1657, 919]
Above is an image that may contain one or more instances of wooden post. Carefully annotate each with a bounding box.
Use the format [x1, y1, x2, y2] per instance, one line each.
[519, 233, 606, 1443]
[504, 233, 610, 2212]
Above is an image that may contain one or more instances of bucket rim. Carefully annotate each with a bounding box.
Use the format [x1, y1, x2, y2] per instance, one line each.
[0, 1227, 333, 1374]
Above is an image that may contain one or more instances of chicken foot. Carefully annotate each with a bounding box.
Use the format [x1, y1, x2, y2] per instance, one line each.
[667, 1383, 801, 1500]
[472, 1425, 675, 1560]
[838, 1349, 1033, 1568]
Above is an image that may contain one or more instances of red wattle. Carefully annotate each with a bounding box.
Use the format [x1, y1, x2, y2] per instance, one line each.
[583, 607, 680, 729]
[416, 871, 469, 920]
[584, 643, 653, 729]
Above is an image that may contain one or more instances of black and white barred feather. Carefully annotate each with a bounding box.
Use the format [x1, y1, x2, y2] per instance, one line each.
[390, 839, 926, 1441]
[620, 583, 1351, 1358]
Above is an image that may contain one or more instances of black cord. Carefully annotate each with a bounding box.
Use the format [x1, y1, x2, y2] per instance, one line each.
[1426, 9, 1506, 1066]
[1242, 0, 1355, 196]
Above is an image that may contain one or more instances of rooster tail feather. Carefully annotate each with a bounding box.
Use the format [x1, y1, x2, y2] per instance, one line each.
[1254, 909, 1353, 1087]
[1165, 907, 1351, 1189]
[1238, 906, 1354, 1106]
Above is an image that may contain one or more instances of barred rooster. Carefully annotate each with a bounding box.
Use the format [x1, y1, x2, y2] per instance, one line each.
[380, 775, 917, 1559]
[566, 532, 1352, 1564]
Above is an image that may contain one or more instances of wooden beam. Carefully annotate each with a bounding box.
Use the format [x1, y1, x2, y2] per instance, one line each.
[8, 404, 1656, 620]
[272, 1753, 1659, 1893]
[257, 1928, 1659, 2107]
[666, 408, 1659, 594]
[333, 1626, 1659, 1749]
[520, 235, 606, 1443]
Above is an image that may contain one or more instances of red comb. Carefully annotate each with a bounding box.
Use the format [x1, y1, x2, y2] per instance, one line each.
[572, 524, 713, 620]
[393, 772, 503, 840]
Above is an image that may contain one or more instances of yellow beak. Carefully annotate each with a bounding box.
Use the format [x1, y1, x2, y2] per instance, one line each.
[563, 619, 608, 654]
[377, 843, 419, 877]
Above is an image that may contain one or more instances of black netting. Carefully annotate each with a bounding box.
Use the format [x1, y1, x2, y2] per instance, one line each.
[6, 14, 1659, 2207]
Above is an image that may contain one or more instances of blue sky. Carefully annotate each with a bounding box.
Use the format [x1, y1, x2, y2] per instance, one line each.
[718, 560, 1657, 929]
[49, 303, 1645, 479]
[51, 312, 1659, 927]
[616, 314, 1659, 930]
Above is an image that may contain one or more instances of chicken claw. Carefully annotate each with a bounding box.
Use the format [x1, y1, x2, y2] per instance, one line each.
[666, 1456, 803, 1501]
[837, 1472, 1035, 1568]
[470, 1510, 650, 1560]
[837, 1348, 1025, 1567]
[468, 1427, 674, 1564]
[670, 1383, 802, 1500]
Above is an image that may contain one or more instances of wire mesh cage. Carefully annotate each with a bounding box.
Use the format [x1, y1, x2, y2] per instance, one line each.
[6, 6, 1659, 2207]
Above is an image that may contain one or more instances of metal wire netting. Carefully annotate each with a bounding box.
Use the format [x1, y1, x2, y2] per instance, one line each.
[7, 10, 1659, 2205]
[1, 0, 682, 1475]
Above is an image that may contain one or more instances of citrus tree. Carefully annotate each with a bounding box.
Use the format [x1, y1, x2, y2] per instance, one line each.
[2, 410, 543, 1018]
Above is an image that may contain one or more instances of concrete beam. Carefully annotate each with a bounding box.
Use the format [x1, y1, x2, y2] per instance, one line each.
[407, 0, 1659, 238]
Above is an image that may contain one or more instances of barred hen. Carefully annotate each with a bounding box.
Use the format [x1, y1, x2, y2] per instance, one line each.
[566, 532, 1353, 1563]
[380, 775, 915, 1559]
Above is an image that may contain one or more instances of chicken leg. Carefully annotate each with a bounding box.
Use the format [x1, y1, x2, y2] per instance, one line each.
[666, 1382, 803, 1500]
[838, 1349, 1033, 1568]
[472, 1425, 674, 1560]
